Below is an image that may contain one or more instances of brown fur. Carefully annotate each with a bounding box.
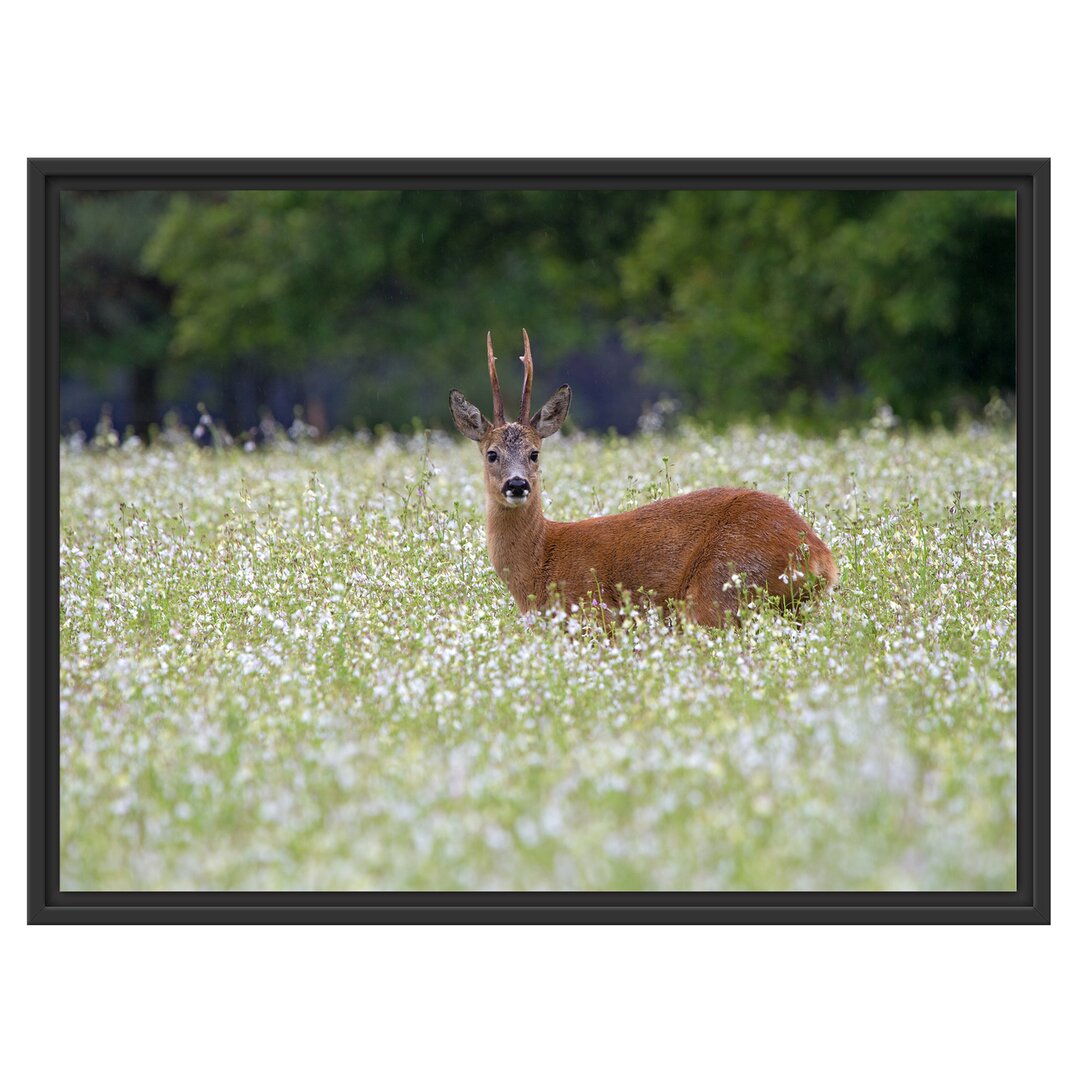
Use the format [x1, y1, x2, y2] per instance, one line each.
[450, 332, 837, 627]
[487, 479, 836, 626]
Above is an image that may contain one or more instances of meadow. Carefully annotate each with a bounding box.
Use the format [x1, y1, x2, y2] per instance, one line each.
[59, 413, 1017, 891]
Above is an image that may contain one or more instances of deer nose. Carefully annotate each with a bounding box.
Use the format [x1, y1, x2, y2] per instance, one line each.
[503, 477, 531, 499]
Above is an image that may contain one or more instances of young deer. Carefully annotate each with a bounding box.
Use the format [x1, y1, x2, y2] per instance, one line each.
[450, 330, 837, 626]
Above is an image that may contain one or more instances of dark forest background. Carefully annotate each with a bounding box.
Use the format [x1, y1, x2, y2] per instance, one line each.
[59, 188, 1016, 439]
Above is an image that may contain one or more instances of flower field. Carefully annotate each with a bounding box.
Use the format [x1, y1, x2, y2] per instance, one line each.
[59, 418, 1016, 890]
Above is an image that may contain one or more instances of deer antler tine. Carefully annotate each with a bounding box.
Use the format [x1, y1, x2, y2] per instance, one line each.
[487, 331, 505, 425]
[519, 328, 534, 424]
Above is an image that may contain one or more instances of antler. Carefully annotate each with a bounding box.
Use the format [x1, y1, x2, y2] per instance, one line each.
[487, 331, 505, 426]
[519, 328, 534, 424]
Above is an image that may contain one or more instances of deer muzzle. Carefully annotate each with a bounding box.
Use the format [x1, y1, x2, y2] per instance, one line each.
[502, 477, 531, 505]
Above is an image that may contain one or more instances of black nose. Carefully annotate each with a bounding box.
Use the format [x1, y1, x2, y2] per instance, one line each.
[504, 477, 530, 498]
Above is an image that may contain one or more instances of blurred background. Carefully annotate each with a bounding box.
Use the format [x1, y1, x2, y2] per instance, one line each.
[59, 188, 1015, 440]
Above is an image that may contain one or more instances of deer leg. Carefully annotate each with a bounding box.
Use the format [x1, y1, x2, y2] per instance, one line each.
[683, 568, 743, 628]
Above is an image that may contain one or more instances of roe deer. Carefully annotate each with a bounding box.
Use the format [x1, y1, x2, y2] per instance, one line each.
[449, 330, 837, 626]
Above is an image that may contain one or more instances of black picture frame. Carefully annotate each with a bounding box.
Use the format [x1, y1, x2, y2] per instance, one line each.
[29, 158, 1050, 924]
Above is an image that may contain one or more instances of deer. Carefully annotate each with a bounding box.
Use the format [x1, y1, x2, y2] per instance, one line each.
[449, 330, 837, 627]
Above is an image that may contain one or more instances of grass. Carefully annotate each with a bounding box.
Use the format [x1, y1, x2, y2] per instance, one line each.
[59, 415, 1017, 890]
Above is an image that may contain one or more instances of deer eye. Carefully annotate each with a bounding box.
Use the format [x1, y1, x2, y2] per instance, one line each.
[529, 451, 539, 462]
[486, 450, 498, 463]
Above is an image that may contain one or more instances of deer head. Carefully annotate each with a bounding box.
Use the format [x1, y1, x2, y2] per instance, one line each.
[449, 330, 572, 508]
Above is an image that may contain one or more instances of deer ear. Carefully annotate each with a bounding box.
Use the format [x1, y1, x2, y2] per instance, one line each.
[449, 390, 490, 442]
[531, 385, 571, 438]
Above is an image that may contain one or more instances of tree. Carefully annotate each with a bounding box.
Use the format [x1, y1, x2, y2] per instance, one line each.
[60, 191, 174, 434]
[142, 189, 666, 429]
[61, 188, 1016, 435]
[620, 189, 1015, 426]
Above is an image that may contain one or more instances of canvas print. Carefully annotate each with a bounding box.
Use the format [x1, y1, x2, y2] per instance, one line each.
[58, 187, 1017, 891]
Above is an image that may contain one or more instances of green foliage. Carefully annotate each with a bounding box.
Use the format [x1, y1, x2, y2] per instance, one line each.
[621, 190, 1015, 425]
[143, 190, 665, 427]
[63, 188, 1015, 431]
[60, 191, 174, 379]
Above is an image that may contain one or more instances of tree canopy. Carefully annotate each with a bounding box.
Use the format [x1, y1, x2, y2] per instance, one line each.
[60, 187, 1015, 434]
[621, 189, 1014, 424]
